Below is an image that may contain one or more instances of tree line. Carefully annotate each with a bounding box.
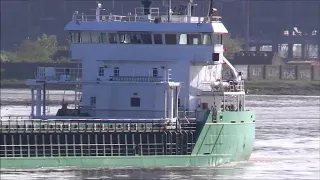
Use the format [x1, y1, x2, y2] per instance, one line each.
[1, 34, 71, 63]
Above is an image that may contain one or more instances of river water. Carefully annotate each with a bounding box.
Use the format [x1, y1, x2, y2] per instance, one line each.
[0, 89, 319, 180]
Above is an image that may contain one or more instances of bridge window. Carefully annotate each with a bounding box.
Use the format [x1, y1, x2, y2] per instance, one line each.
[187, 34, 202, 45]
[91, 32, 100, 43]
[81, 32, 92, 43]
[213, 34, 223, 44]
[131, 97, 141, 107]
[152, 68, 158, 77]
[118, 32, 152, 44]
[179, 34, 187, 44]
[100, 33, 107, 43]
[98, 67, 104, 76]
[153, 34, 163, 44]
[202, 34, 212, 45]
[165, 34, 177, 44]
[179, 34, 203, 45]
[69, 31, 81, 43]
[119, 33, 131, 43]
[108, 33, 118, 43]
[140, 33, 152, 44]
[90, 96, 96, 106]
[113, 67, 120, 76]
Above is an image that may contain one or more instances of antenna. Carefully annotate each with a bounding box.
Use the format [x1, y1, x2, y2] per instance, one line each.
[168, 0, 172, 22]
[208, 0, 214, 16]
[162, 0, 172, 22]
[112, 0, 115, 14]
[187, 0, 192, 16]
[91, 2, 106, 22]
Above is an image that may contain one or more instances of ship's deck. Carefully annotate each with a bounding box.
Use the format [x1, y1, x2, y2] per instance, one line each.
[0, 117, 201, 158]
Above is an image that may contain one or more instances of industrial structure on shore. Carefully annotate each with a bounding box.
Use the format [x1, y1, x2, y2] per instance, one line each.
[1, 0, 319, 62]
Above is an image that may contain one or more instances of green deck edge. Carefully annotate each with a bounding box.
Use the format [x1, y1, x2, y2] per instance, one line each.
[0, 111, 255, 169]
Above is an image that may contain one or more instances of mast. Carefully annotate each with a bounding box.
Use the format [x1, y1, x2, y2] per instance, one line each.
[208, 0, 214, 16]
[167, 0, 172, 22]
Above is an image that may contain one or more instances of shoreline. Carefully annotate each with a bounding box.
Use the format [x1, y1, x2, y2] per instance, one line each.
[1, 79, 319, 96]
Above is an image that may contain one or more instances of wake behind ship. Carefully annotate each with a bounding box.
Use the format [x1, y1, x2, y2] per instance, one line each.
[0, 1, 255, 169]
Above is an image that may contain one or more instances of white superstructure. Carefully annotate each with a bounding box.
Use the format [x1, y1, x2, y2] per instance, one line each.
[26, 1, 245, 121]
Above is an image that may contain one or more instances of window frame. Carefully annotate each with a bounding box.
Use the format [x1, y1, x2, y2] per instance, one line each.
[130, 97, 141, 107]
[165, 34, 178, 45]
[98, 67, 104, 76]
[113, 67, 120, 77]
[153, 33, 163, 44]
[152, 68, 158, 77]
[90, 96, 96, 107]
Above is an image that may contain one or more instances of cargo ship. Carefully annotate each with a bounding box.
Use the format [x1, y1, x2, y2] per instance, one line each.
[0, 1, 255, 169]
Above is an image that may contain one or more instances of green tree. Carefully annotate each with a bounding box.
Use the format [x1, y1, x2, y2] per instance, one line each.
[223, 34, 244, 60]
[0, 51, 16, 62]
[14, 34, 58, 62]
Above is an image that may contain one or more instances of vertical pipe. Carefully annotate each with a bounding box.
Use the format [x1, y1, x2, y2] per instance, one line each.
[167, 0, 171, 22]
[237, 95, 239, 111]
[31, 88, 35, 117]
[36, 88, 41, 117]
[43, 83, 46, 116]
[243, 95, 246, 111]
[175, 87, 179, 118]
[223, 94, 225, 111]
[164, 88, 167, 118]
[169, 88, 174, 119]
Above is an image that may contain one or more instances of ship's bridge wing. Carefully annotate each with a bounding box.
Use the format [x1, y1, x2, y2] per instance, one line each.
[211, 22, 228, 34]
[64, 21, 218, 33]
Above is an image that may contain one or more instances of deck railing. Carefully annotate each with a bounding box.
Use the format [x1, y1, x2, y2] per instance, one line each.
[72, 9, 221, 24]
[0, 118, 198, 133]
[108, 76, 163, 82]
[36, 67, 82, 82]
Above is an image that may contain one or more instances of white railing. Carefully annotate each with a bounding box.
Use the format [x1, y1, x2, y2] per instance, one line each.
[72, 12, 222, 24]
[135, 7, 160, 20]
[225, 80, 245, 92]
[0, 116, 33, 120]
[108, 76, 163, 82]
[36, 67, 82, 82]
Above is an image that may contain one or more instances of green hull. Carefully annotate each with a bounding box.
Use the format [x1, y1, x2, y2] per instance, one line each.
[0, 111, 255, 169]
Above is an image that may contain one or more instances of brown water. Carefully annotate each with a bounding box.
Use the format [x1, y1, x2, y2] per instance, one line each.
[1, 89, 319, 180]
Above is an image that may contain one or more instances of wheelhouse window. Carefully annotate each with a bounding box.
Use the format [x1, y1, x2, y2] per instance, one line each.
[69, 31, 81, 43]
[118, 32, 152, 44]
[130, 97, 140, 107]
[152, 68, 158, 77]
[139, 33, 152, 44]
[178, 34, 203, 45]
[153, 34, 163, 44]
[179, 34, 187, 44]
[202, 33, 212, 45]
[90, 96, 96, 106]
[108, 33, 118, 43]
[98, 67, 104, 76]
[113, 67, 120, 76]
[119, 33, 131, 44]
[91, 32, 100, 43]
[165, 34, 177, 44]
[100, 33, 107, 43]
[213, 34, 223, 44]
[81, 31, 91, 43]
[187, 34, 202, 45]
